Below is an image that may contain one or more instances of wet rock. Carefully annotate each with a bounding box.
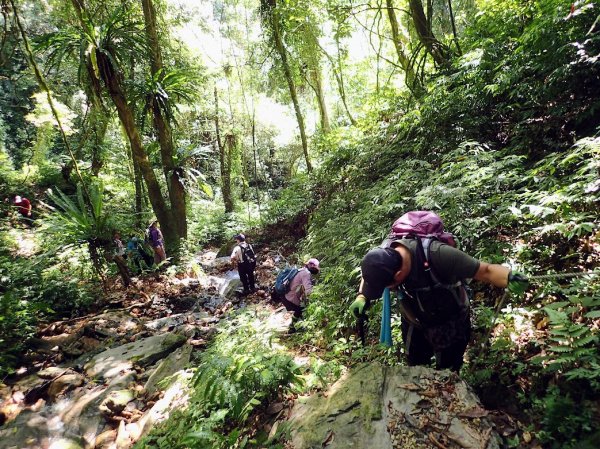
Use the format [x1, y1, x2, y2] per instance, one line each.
[48, 437, 85, 449]
[0, 409, 50, 448]
[87, 311, 142, 339]
[201, 294, 226, 312]
[144, 312, 210, 333]
[99, 389, 135, 417]
[94, 429, 117, 449]
[144, 344, 193, 396]
[288, 363, 501, 449]
[30, 329, 84, 351]
[47, 373, 85, 401]
[84, 333, 186, 381]
[135, 371, 194, 439]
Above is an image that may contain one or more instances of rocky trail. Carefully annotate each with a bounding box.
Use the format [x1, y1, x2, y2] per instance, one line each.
[0, 248, 288, 449]
[1, 244, 520, 449]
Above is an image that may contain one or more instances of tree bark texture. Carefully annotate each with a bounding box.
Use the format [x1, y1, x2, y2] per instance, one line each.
[308, 66, 331, 133]
[214, 87, 234, 213]
[95, 49, 177, 246]
[269, 2, 312, 172]
[385, 0, 423, 96]
[409, 0, 449, 66]
[142, 0, 187, 242]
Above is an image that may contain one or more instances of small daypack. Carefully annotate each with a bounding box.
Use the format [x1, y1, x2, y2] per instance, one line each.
[240, 244, 256, 265]
[387, 211, 469, 325]
[274, 267, 299, 297]
[387, 211, 456, 246]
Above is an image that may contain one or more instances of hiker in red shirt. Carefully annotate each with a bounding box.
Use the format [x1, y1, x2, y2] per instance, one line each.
[13, 195, 33, 226]
[14, 195, 32, 217]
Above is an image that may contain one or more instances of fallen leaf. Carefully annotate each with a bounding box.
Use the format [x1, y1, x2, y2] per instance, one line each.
[399, 383, 421, 391]
[458, 406, 489, 418]
[322, 430, 334, 447]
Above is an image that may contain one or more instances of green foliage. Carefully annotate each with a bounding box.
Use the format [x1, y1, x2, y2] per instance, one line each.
[530, 277, 600, 390]
[45, 183, 113, 243]
[136, 309, 304, 449]
[534, 386, 596, 448]
[256, 2, 600, 448]
[0, 289, 38, 375]
[0, 238, 96, 376]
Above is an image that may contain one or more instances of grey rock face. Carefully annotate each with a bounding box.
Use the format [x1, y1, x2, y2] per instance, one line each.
[289, 363, 501, 449]
[84, 333, 186, 381]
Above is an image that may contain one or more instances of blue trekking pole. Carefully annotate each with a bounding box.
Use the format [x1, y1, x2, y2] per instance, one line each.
[380, 288, 392, 347]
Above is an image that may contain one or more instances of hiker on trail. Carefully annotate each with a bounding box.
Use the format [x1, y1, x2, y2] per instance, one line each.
[147, 220, 167, 265]
[112, 232, 131, 287]
[280, 258, 320, 333]
[230, 233, 257, 295]
[13, 195, 32, 224]
[349, 211, 529, 372]
[127, 235, 153, 273]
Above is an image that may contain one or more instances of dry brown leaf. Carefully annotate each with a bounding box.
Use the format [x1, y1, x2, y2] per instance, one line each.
[321, 430, 335, 447]
[458, 406, 489, 418]
[399, 383, 421, 391]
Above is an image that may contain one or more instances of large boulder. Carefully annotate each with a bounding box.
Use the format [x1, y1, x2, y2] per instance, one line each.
[144, 343, 193, 396]
[289, 363, 501, 449]
[84, 333, 186, 381]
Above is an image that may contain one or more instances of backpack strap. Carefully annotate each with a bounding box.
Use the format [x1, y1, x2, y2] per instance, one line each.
[413, 238, 465, 313]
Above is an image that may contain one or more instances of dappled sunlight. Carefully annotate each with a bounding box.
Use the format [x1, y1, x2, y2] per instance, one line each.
[6, 227, 38, 257]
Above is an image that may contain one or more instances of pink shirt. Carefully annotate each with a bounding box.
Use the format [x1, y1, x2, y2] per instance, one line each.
[284, 267, 314, 306]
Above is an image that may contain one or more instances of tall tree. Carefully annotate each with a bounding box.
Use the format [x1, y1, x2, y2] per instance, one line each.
[141, 0, 187, 241]
[214, 87, 234, 213]
[67, 0, 183, 252]
[408, 0, 450, 66]
[385, 0, 423, 95]
[260, 0, 312, 172]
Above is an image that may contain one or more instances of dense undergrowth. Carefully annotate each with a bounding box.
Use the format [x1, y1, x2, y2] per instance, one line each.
[264, 1, 600, 447]
[134, 308, 305, 449]
[1, 1, 599, 448]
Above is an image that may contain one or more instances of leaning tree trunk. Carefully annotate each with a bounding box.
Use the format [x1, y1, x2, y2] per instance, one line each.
[386, 0, 424, 96]
[309, 66, 331, 133]
[270, 5, 312, 172]
[96, 50, 177, 247]
[142, 0, 187, 246]
[69, 0, 177, 246]
[409, 0, 449, 66]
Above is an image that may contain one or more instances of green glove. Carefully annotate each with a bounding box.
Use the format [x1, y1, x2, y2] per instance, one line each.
[508, 271, 529, 296]
[350, 294, 367, 317]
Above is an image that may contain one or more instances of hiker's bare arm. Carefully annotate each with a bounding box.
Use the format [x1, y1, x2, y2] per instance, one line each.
[474, 262, 510, 287]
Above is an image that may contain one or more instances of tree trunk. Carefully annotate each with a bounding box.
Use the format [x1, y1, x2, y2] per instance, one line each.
[133, 156, 144, 228]
[270, 4, 312, 172]
[408, 0, 449, 66]
[69, 0, 177, 250]
[96, 50, 177, 247]
[447, 0, 462, 55]
[214, 87, 234, 213]
[90, 107, 108, 176]
[334, 37, 357, 126]
[385, 0, 424, 96]
[141, 0, 187, 244]
[308, 66, 331, 133]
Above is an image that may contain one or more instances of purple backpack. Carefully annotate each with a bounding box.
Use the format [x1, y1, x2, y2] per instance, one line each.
[388, 211, 456, 247]
[386, 211, 469, 326]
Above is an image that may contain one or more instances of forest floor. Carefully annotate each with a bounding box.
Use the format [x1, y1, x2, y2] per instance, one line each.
[0, 225, 305, 448]
[0, 225, 535, 449]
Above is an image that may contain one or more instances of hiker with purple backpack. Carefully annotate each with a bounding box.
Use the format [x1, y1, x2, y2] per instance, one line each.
[349, 211, 529, 372]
